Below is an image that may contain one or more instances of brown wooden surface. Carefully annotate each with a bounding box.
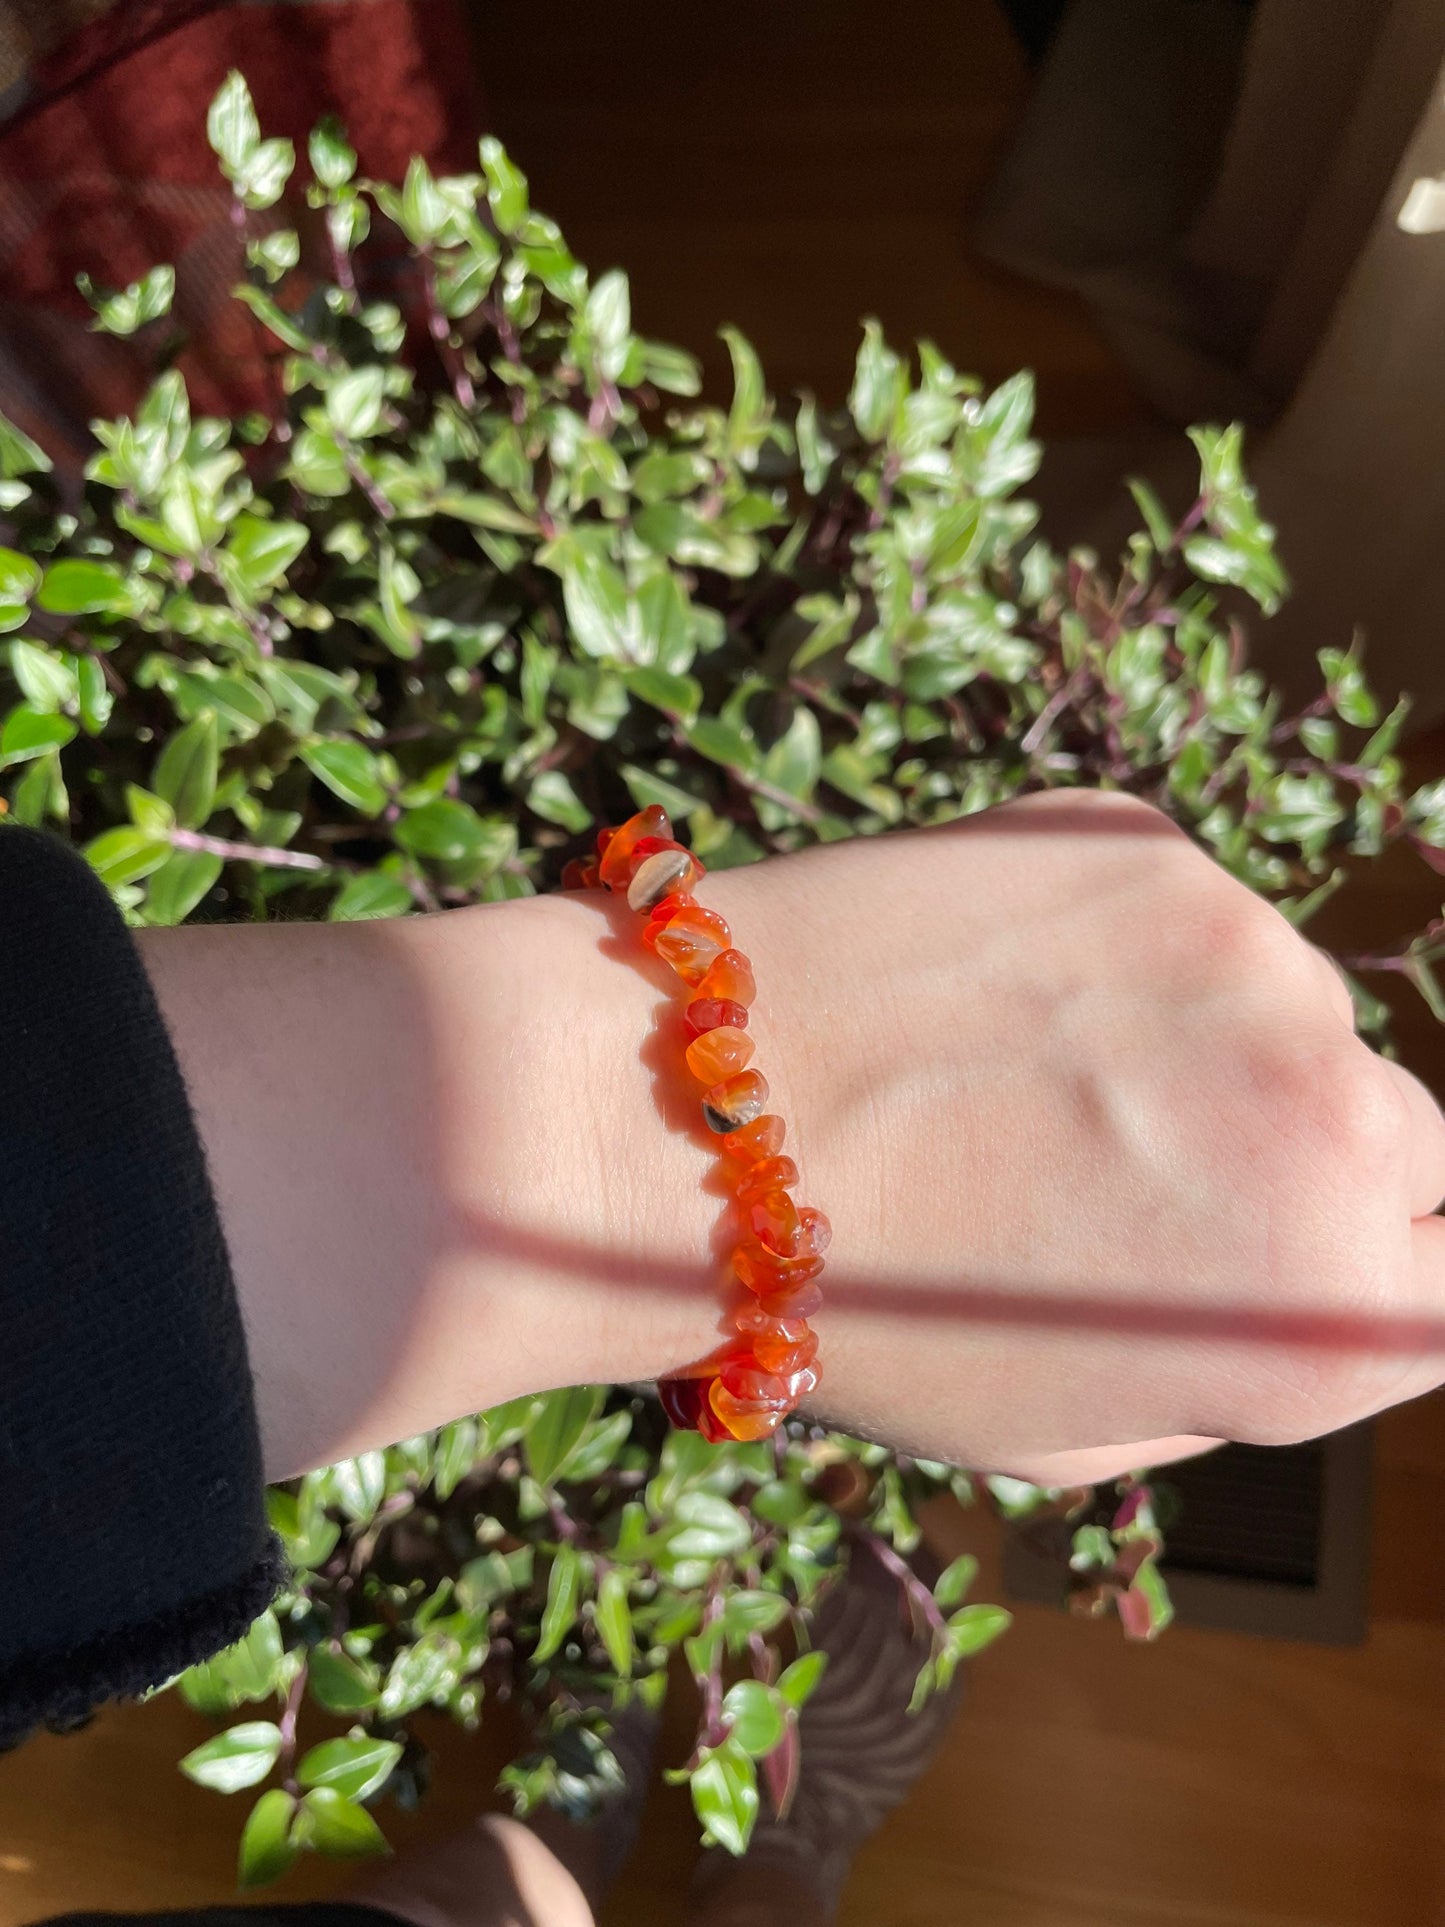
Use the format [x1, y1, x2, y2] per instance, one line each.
[5, 4, 1445, 1924]
[464, 0, 1150, 441]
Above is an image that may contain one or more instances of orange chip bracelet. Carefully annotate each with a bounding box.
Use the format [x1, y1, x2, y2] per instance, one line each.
[562, 807, 828, 1442]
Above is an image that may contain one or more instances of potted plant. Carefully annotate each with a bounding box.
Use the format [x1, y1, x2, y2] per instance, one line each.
[4, 73, 1441, 1884]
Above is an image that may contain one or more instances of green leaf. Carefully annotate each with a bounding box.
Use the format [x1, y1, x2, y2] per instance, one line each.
[82, 264, 175, 338]
[299, 1787, 391, 1860]
[526, 769, 592, 832]
[235, 284, 311, 354]
[720, 1679, 786, 1757]
[687, 715, 757, 774]
[237, 1789, 298, 1890]
[154, 714, 219, 828]
[595, 1566, 634, 1677]
[327, 366, 388, 441]
[585, 269, 632, 382]
[208, 71, 261, 174]
[9, 640, 76, 711]
[668, 1490, 752, 1562]
[307, 1646, 380, 1715]
[0, 410, 50, 478]
[849, 319, 905, 443]
[76, 654, 113, 735]
[720, 1590, 789, 1639]
[0, 547, 41, 601]
[329, 869, 413, 921]
[946, 1603, 1013, 1657]
[721, 326, 771, 468]
[37, 558, 126, 614]
[179, 1721, 282, 1794]
[526, 1385, 603, 1486]
[378, 1632, 463, 1719]
[396, 797, 511, 869]
[1119, 1557, 1175, 1640]
[227, 517, 309, 596]
[332, 1449, 387, 1522]
[777, 1649, 827, 1709]
[233, 137, 295, 211]
[84, 825, 170, 887]
[297, 1736, 403, 1803]
[148, 850, 223, 925]
[561, 551, 632, 660]
[209, 1610, 286, 1704]
[624, 664, 701, 722]
[534, 1544, 585, 1662]
[0, 704, 76, 765]
[310, 117, 358, 189]
[638, 341, 702, 395]
[1128, 477, 1175, 553]
[761, 706, 821, 801]
[126, 784, 176, 835]
[690, 1739, 759, 1855]
[622, 763, 702, 818]
[433, 1416, 481, 1499]
[302, 739, 388, 815]
[480, 136, 528, 232]
[933, 1553, 979, 1610]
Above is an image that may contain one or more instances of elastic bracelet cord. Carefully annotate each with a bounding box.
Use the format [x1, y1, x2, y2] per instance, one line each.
[562, 806, 828, 1442]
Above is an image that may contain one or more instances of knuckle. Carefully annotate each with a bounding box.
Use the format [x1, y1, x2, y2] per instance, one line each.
[1191, 894, 1303, 988]
[1294, 1041, 1407, 1180]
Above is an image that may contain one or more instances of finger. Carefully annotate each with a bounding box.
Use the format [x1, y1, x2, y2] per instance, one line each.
[1381, 1058, 1445, 1216]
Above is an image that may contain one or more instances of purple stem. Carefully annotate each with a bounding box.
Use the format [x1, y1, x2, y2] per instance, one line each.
[169, 828, 327, 872]
[278, 1660, 307, 1794]
[421, 256, 476, 409]
[850, 1524, 947, 1645]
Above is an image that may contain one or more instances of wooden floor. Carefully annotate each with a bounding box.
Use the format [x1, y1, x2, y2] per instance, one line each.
[6, 4, 1445, 1924]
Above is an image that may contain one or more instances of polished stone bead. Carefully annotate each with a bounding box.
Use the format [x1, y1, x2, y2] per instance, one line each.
[732, 1239, 825, 1295]
[764, 1203, 832, 1261]
[733, 1303, 812, 1344]
[598, 806, 671, 891]
[748, 1187, 801, 1254]
[626, 840, 704, 911]
[709, 1378, 786, 1441]
[752, 1328, 820, 1375]
[643, 902, 732, 983]
[695, 947, 757, 1007]
[720, 1357, 790, 1406]
[685, 1026, 754, 1085]
[757, 1279, 825, 1321]
[735, 1155, 800, 1200]
[684, 997, 750, 1040]
[719, 1114, 786, 1162]
[702, 1068, 770, 1133]
[657, 1374, 706, 1431]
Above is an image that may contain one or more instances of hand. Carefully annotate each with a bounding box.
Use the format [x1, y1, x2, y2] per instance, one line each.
[693, 791, 1445, 1480]
[143, 790, 1445, 1483]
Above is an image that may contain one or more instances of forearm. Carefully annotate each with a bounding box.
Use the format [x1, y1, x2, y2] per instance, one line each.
[137, 891, 713, 1479]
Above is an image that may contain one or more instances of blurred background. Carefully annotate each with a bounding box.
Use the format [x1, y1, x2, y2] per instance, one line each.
[1, 2, 1443, 1921]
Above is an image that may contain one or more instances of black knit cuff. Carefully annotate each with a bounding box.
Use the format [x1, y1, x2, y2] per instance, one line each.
[0, 828, 280, 1739]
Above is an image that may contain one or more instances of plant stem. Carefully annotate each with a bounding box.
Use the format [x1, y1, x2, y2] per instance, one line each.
[278, 1659, 308, 1794]
[169, 828, 328, 872]
[849, 1523, 947, 1644]
[421, 257, 476, 409]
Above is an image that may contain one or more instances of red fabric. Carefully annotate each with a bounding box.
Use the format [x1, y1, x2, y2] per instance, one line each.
[0, 0, 481, 463]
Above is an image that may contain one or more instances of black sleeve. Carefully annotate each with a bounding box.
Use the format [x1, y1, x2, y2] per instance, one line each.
[0, 828, 282, 1744]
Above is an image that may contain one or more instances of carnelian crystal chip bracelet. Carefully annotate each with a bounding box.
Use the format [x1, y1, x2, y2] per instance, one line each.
[572, 807, 829, 1442]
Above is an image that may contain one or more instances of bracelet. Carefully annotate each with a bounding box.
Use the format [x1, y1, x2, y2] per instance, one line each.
[563, 806, 828, 1442]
